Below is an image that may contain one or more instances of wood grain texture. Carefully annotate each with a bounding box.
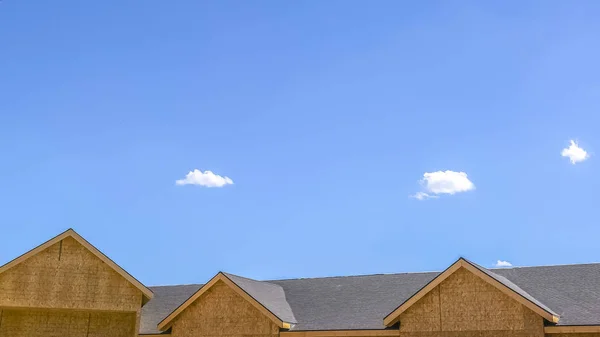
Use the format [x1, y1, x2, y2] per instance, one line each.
[159, 272, 286, 331]
[170, 280, 279, 337]
[0, 308, 135, 337]
[385, 259, 557, 326]
[0, 237, 142, 312]
[0, 229, 152, 303]
[398, 268, 544, 337]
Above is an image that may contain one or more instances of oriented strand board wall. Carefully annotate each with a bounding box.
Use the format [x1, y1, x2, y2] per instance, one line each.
[170, 280, 279, 337]
[398, 267, 544, 337]
[0, 308, 136, 337]
[0, 237, 142, 311]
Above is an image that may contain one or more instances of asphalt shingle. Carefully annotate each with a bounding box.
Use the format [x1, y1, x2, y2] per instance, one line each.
[139, 263, 600, 334]
[223, 272, 298, 324]
[465, 259, 559, 317]
[140, 284, 202, 335]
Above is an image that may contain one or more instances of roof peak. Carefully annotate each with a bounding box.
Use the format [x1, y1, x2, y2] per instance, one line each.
[0, 227, 154, 303]
[221, 271, 264, 282]
[264, 261, 600, 283]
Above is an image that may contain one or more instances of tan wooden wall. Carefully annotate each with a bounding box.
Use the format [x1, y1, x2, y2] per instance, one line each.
[397, 267, 544, 337]
[0, 237, 142, 311]
[170, 280, 279, 337]
[548, 334, 600, 337]
[0, 308, 136, 337]
[0, 236, 142, 337]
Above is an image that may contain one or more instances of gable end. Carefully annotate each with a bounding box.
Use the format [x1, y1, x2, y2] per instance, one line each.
[0, 229, 153, 305]
[157, 272, 291, 331]
[383, 258, 559, 327]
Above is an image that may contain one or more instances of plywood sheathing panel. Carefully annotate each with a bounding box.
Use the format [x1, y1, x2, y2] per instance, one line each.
[0, 308, 135, 337]
[398, 268, 544, 337]
[170, 280, 279, 337]
[0, 237, 142, 312]
[88, 311, 137, 337]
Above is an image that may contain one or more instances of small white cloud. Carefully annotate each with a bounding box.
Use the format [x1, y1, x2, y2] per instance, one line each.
[176, 169, 234, 187]
[494, 260, 513, 268]
[410, 192, 439, 200]
[411, 170, 475, 200]
[561, 140, 589, 164]
[422, 170, 475, 194]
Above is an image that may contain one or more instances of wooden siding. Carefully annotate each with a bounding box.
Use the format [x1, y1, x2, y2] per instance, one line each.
[170, 280, 279, 337]
[398, 267, 544, 337]
[0, 237, 142, 312]
[0, 308, 136, 337]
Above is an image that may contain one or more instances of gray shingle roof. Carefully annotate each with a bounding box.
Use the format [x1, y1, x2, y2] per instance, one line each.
[464, 259, 559, 318]
[269, 271, 438, 331]
[139, 262, 600, 334]
[492, 263, 600, 326]
[223, 272, 298, 324]
[141, 284, 202, 335]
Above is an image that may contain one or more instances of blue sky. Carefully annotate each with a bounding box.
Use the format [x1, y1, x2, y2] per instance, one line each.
[1, 1, 600, 286]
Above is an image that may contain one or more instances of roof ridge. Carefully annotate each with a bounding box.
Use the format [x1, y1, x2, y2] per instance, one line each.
[268, 262, 600, 282]
[148, 262, 600, 287]
[149, 283, 203, 288]
[266, 270, 440, 282]
[223, 272, 275, 283]
[491, 262, 600, 270]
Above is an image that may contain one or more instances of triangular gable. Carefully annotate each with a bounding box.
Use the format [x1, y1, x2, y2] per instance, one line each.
[383, 258, 559, 326]
[157, 272, 293, 331]
[0, 228, 153, 304]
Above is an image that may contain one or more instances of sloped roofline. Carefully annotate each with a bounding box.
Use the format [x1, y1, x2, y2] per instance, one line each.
[222, 272, 297, 323]
[157, 272, 292, 331]
[383, 258, 559, 326]
[0, 228, 153, 304]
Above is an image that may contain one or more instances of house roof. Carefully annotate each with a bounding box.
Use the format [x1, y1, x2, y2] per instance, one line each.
[140, 262, 600, 334]
[0, 228, 154, 305]
[140, 274, 297, 335]
[383, 258, 559, 326]
[492, 263, 600, 326]
[141, 284, 202, 335]
[466, 259, 559, 318]
[156, 272, 295, 332]
[223, 272, 298, 324]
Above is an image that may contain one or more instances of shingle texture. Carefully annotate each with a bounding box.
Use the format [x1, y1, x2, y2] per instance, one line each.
[464, 259, 559, 317]
[492, 263, 600, 326]
[223, 272, 298, 324]
[141, 284, 202, 335]
[140, 263, 600, 334]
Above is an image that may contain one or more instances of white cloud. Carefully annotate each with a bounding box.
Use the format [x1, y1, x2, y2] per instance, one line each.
[175, 169, 234, 187]
[422, 171, 475, 194]
[561, 140, 589, 164]
[494, 260, 513, 268]
[411, 170, 475, 200]
[410, 192, 439, 200]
